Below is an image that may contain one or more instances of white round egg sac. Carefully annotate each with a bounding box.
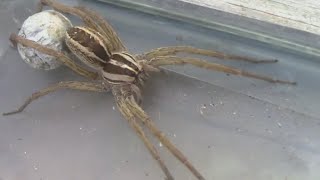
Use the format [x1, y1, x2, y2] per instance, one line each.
[17, 10, 73, 70]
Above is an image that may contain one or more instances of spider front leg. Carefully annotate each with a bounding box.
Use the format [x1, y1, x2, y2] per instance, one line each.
[74, 6, 126, 52]
[10, 34, 99, 80]
[149, 56, 296, 85]
[141, 46, 278, 63]
[3, 81, 108, 116]
[38, 0, 126, 52]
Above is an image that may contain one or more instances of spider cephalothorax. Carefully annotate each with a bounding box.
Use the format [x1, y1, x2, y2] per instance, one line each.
[3, 0, 296, 180]
[65, 25, 150, 102]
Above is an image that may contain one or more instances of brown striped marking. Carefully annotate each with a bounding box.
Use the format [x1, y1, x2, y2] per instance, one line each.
[65, 26, 111, 69]
[111, 52, 141, 72]
[102, 52, 142, 84]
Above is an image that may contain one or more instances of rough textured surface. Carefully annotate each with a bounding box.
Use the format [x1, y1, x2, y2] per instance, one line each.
[17, 10, 72, 70]
[1, 0, 320, 180]
[181, 0, 320, 36]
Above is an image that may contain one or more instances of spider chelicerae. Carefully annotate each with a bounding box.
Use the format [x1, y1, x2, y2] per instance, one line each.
[3, 0, 296, 179]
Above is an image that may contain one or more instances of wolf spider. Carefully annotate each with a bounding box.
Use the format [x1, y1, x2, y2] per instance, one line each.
[3, 0, 296, 179]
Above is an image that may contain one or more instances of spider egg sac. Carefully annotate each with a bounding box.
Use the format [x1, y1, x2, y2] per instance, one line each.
[17, 10, 73, 70]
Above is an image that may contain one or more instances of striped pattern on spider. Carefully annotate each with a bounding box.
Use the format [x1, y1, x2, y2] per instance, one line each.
[3, 0, 296, 179]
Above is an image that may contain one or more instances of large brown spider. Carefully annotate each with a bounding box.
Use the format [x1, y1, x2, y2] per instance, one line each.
[3, 0, 296, 179]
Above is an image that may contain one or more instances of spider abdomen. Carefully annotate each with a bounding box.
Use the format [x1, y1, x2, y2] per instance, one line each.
[65, 26, 111, 69]
[102, 52, 142, 84]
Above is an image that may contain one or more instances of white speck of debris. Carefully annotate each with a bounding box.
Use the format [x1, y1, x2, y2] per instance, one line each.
[34, 165, 38, 171]
[200, 104, 207, 115]
[233, 111, 237, 115]
[87, 128, 97, 134]
[79, 127, 83, 130]
[159, 142, 163, 147]
[219, 101, 224, 105]
[13, 17, 20, 25]
[277, 122, 282, 128]
[115, 168, 121, 173]
[23, 151, 30, 159]
[26, 8, 32, 13]
[265, 129, 273, 134]
[173, 134, 176, 138]
[183, 93, 187, 97]
[112, 106, 115, 110]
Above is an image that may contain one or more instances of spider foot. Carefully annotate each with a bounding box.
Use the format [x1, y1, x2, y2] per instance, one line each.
[250, 58, 278, 64]
[3, 110, 22, 116]
[272, 79, 297, 85]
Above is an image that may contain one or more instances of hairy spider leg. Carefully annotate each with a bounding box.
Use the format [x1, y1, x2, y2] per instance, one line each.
[116, 94, 174, 180]
[3, 81, 107, 116]
[10, 34, 98, 79]
[75, 6, 126, 52]
[38, 0, 126, 52]
[149, 56, 296, 84]
[142, 46, 279, 63]
[119, 95, 206, 180]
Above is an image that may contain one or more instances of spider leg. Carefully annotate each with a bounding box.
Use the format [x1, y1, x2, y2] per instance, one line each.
[3, 81, 108, 116]
[116, 96, 174, 180]
[10, 33, 98, 80]
[140, 46, 278, 63]
[38, 0, 126, 52]
[75, 6, 126, 52]
[149, 56, 296, 85]
[122, 95, 206, 180]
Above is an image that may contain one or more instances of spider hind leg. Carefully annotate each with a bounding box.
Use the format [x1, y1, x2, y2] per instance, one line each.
[149, 56, 296, 85]
[116, 95, 174, 180]
[142, 46, 279, 64]
[121, 95, 206, 180]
